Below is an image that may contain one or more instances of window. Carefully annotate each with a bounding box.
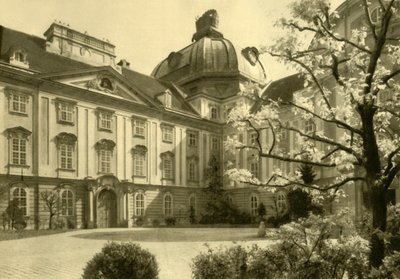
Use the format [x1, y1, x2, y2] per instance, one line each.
[250, 132, 258, 145]
[211, 137, 219, 150]
[133, 118, 146, 137]
[133, 145, 147, 177]
[187, 131, 198, 147]
[250, 194, 258, 216]
[99, 149, 112, 173]
[12, 137, 27, 165]
[161, 152, 174, 180]
[10, 93, 28, 114]
[98, 110, 113, 131]
[61, 189, 74, 216]
[276, 191, 287, 213]
[210, 106, 218, 119]
[14, 52, 24, 62]
[58, 102, 74, 124]
[12, 187, 27, 215]
[162, 125, 173, 143]
[60, 144, 74, 170]
[188, 162, 197, 181]
[164, 193, 173, 216]
[304, 119, 314, 134]
[250, 162, 259, 179]
[135, 193, 145, 216]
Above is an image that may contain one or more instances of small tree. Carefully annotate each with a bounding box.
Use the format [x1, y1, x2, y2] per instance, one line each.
[298, 163, 316, 185]
[5, 199, 24, 230]
[257, 202, 266, 219]
[40, 190, 59, 229]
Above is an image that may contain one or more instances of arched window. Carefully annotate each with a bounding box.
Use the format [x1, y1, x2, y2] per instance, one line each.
[12, 187, 27, 215]
[164, 193, 173, 216]
[370, 7, 382, 24]
[135, 193, 145, 216]
[250, 194, 258, 216]
[276, 191, 287, 213]
[61, 189, 74, 216]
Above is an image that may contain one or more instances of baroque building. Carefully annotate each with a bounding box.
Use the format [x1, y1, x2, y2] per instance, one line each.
[0, 10, 274, 229]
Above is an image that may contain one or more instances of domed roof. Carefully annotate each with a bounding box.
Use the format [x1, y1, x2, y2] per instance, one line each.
[151, 10, 266, 86]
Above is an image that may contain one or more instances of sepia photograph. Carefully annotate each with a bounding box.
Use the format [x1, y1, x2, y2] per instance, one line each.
[0, 0, 399, 278]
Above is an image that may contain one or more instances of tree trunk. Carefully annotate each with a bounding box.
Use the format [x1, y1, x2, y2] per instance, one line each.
[369, 184, 387, 268]
[49, 213, 54, 229]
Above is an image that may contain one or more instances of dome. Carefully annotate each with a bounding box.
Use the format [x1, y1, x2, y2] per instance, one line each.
[151, 10, 266, 90]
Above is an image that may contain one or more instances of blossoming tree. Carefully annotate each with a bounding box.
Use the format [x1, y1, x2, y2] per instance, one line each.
[225, 0, 400, 268]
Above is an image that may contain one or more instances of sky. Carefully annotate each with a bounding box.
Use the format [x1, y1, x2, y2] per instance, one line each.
[0, 0, 344, 81]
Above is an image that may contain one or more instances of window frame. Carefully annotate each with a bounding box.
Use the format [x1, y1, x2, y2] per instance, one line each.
[11, 137, 27, 166]
[60, 189, 74, 216]
[163, 193, 173, 217]
[133, 118, 146, 138]
[250, 161, 259, 179]
[12, 186, 28, 216]
[57, 101, 76, 125]
[162, 125, 174, 143]
[250, 194, 259, 216]
[187, 130, 198, 148]
[132, 146, 147, 178]
[99, 149, 112, 174]
[97, 109, 114, 132]
[7, 90, 30, 116]
[276, 191, 287, 213]
[210, 106, 218, 120]
[134, 192, 145, 216]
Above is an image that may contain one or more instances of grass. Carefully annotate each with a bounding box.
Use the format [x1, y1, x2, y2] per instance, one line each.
[73, 227, 267, 242]
[0, 229, 70, 241]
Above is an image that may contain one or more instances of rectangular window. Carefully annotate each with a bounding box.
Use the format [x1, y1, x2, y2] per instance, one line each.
[60, 144, 74, 169]
[59, 103, 74, 123]
[162, 126, 173, 143]
[99, 112, 112, 131]
[304, 119, 314, 134]
[250, 132, 258, 145]
[99, 149, 112, 173]
[250, 162, 259, 178]
[210, 106, 218, 119]
[12, 138, 27, 165]
[211, 137, 219, 150]
[187, 131, 198, 147]
[133, 119, 146, 137]
[163, 157, 173, 179]
[188, 162, 197, 181]
[134, 153, 145, 176]
[11, 94, 28, 114]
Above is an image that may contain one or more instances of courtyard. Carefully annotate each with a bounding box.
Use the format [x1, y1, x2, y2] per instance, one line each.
[0, 227, 273, 279]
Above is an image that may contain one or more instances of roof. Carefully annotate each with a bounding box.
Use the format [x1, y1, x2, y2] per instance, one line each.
[252, 73, 304, 112]
[0, 25, 198, 116]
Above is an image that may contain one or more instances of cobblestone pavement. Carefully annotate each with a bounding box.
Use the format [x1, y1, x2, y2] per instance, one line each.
[0, 228, 274, 279]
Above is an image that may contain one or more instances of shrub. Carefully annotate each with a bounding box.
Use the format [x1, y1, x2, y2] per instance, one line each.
[199, 200, 252, 224]
[191, 212, 372, 278]
[191, 245, 248, 279]
[189, 205, 196, 224]
[135, 217, 145, 227]
[165, 216, 176, 226]
[82, 242, 159, 279]
[286, 189, 323, 220]
[267, 213, 290, 228]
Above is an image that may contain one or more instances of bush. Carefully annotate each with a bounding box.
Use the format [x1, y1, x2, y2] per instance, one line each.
[135, 217, 145, 227]
[191, 212, 372, 278]
[267, 213, 290, 228]
[165, 217, 176, 226]
[82, 242, 159, 279]
[189, 205, 196, 224]
[200, 200, 252, 225]
[286, 189, 324, 220]
[191, 245, 248, 279]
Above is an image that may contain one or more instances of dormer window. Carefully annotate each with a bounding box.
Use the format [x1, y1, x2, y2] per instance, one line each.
[210, 106, 218, 120]
[9, 47, 29, 68]
[370, 7, 382, 24]
[157, 90, 172, 108]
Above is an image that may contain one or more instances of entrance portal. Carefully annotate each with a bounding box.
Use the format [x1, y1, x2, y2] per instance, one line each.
[97, 189, 117, 228]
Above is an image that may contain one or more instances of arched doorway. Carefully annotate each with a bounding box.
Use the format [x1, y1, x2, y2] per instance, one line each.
[97, 189, 117, 228]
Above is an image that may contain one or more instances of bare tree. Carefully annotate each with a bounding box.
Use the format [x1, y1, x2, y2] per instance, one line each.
[226, 0, 400, 268]
[40, 190, 59, 229]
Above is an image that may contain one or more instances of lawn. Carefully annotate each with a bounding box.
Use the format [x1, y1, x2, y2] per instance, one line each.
[0, 229, 69, 241]
[73, 227, 266, 242]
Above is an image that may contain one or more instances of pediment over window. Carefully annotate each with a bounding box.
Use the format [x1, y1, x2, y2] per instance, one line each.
[56, 132, 77, 145]
[132, 145, 147, 155]
[6, 126, 32, 138]
[95, 139, 116, 151]
[160, 151, 174, 158]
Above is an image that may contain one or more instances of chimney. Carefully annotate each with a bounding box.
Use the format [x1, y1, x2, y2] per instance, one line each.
[117, 59, 130, 69]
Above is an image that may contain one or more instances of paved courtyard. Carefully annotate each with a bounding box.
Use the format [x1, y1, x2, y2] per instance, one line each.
[0, 228, 274, 279]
